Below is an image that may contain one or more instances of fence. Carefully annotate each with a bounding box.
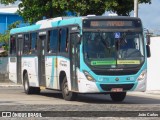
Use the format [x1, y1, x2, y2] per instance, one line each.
[0, 57, 9, 82]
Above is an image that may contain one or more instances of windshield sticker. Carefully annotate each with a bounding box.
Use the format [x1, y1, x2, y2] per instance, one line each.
[114, 32, 121, 39]
[117, 60, 140, 64]
[91, 60, 116, 65]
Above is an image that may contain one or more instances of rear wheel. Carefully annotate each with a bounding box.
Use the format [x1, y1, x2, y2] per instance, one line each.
[110, 92, 126, 102]
[23, 73, 40, 94]
[61, 77, 77, 101]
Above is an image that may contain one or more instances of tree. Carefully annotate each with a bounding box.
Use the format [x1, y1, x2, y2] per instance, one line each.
[0, 0, 151, 23]
[17, 0, 107, 23]
[105, 0, 151, 16]
[0, 21, 21, 53]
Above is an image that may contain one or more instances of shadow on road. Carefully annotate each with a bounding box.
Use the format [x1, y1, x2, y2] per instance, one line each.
[40, 92, 63, 99]
[39, 90, 160, 104]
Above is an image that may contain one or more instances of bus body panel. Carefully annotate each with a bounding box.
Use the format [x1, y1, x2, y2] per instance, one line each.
[9, 57, 17, 83]
[21, 56, 39, 87]
[45, 56, 58, 89]
[57, 57, 71, 90]
[44, 56, 71, 90]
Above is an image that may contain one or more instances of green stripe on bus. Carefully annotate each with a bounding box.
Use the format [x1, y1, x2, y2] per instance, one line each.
[91, 60, 116, 65]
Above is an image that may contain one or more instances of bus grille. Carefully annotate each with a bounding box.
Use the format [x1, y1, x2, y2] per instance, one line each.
[100, 84, 134, 91]
[92, 69, 139, 75]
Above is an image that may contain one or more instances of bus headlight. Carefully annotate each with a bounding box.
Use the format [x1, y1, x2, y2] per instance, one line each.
[83, 71, 95, 82]
[137, 70, 147, 81]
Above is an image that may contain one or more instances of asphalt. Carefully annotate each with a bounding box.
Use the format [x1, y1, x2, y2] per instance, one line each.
[0, 80, 160, 96]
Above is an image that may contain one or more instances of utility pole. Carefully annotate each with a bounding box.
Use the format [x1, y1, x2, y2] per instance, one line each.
[134, 0, 138, 17]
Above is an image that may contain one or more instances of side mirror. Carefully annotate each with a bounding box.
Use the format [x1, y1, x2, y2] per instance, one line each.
[146, 34, 150, 45]
[146, 45, 151, 58]
[144, 28, 151, 45]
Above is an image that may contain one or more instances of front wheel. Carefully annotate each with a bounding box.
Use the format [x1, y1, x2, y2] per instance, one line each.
[110, 92, 126, 102]
[61, 77, 77, 101]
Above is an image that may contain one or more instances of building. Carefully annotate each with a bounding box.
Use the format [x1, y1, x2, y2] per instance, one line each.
[147, 37, 160, 90]
[0, 4, 27, 34]
[0, 12, 26, 34]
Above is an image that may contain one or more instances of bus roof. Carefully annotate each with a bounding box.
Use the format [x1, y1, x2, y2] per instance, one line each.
[10, 16, 141, 35]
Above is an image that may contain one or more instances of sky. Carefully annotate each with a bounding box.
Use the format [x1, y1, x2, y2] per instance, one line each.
[104, 0, 160, 34]
[137, 0, 160, 34]
[0, 0, 160, 34]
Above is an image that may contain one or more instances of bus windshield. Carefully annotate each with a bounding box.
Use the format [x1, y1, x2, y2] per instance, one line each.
[83, 31, 145, 69]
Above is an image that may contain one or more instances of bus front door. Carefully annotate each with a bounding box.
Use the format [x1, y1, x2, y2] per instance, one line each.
[38, 34, 46, 87]
[70, 33, 80, 91]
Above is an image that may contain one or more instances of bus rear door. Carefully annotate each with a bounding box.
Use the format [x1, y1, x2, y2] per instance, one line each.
[38, 32, 46, 87]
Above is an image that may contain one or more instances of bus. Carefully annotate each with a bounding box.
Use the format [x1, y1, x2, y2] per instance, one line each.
[9, 16, 151, 102]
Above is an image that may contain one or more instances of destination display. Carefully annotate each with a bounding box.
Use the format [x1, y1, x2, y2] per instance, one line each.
[91, 60, 140, 66]
[83, 19, 142, 28]
[90, 21, 133, 27]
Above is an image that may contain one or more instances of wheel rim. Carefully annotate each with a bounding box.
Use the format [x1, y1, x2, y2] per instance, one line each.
[63, 82, 69, 96]
[24, 79, 28, 91]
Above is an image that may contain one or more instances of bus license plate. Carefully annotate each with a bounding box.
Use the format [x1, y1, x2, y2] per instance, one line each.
[111, 88, 123, 92]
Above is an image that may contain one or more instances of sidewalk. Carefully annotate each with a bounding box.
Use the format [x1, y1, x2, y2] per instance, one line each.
[0, 80, 22, 87]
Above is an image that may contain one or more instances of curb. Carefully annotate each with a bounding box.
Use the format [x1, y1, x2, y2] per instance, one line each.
[145, 91, 160, 95]
[0, 83, 22, 87]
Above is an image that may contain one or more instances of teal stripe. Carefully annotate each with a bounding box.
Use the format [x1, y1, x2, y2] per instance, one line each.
[10, 24, 41, 34]
[51, 17, 82, 28]
[50, 57, 54, 88]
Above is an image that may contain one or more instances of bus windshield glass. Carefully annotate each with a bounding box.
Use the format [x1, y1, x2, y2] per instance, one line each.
[83, 31, 145, 69]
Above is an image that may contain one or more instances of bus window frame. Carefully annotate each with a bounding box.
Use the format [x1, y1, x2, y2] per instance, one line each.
[57, 27, 69, 58]
[23, 33, 30, 55]
[30, 32, 38, 55]
[59, 27, 69, 53]
[47, 29, 59, 55]
[9, 34, 17, 56]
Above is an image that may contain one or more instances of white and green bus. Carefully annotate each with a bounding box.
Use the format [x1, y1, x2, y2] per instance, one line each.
[9, 16, 151, 101]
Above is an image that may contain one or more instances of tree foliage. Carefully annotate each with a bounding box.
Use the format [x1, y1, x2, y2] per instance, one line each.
[0, 21, 20, 44]
[105, 0, 151, 16]
[0, 0, 151, 23]
[16, 0, 106, 23]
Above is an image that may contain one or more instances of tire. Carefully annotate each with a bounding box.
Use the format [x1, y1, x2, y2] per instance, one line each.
[23, 73, 40, 94]
[61, 77, 77, 101]
[110, 92, 126, 102]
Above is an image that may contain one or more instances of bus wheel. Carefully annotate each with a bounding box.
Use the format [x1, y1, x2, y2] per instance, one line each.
[23, 73, 33, 94]
[23, 73, 40, 94]
[110, 92, 126, 102]
[61, 77, 77, 101]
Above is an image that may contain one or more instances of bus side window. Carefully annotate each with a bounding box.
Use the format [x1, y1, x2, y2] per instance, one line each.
[23, 34, 30, 55]
[60, 28, 68, 53]
[10, 35, 16, 55]
[48, 29, 58, 53]
[31, 32, 37, 54]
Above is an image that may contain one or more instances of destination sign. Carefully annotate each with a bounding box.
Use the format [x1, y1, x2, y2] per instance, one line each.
[90, 21, 133, 27]
[83, 19, 142, 28]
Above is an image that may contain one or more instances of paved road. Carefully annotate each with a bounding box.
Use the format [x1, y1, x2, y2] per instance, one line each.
[0, 86, 160, 119]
